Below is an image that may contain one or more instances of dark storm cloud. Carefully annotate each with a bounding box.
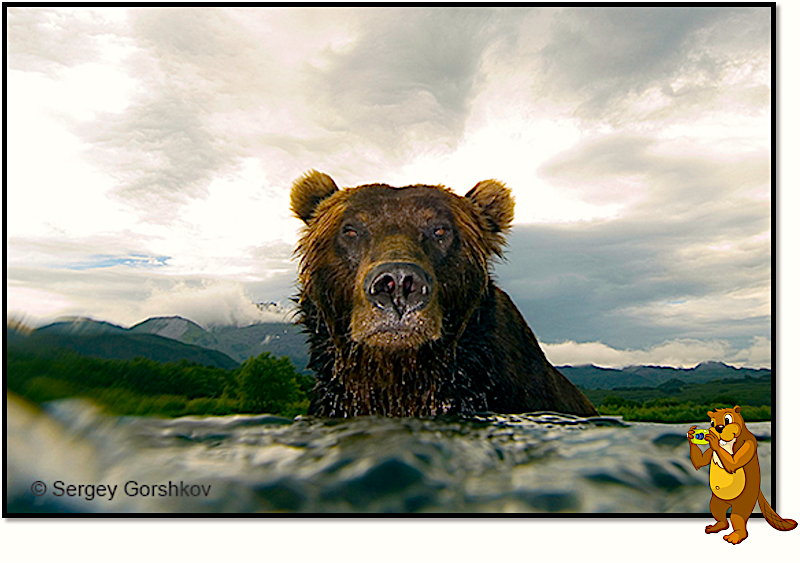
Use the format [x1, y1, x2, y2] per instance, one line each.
[537, 7, 771, 121]
[495, 218, 769, 352]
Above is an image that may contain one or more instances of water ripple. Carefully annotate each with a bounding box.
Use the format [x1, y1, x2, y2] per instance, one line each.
[6, 396, 771, 514]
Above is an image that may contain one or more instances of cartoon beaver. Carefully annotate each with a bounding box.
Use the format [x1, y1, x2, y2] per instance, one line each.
[688, 406, 796, 544]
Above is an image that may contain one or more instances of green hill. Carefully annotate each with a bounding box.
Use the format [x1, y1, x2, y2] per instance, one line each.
[17, 329, 239, 370]
[35, 317, 128, 336]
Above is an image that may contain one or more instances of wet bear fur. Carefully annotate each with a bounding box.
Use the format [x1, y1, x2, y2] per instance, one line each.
[291, 170, 598, 418]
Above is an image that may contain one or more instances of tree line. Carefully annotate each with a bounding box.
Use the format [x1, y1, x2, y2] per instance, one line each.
[594, 396, 771, 423]
[6, 346, 314, 418]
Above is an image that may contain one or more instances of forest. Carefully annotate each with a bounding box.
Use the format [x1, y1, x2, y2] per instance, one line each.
[6, 346, 314, 419]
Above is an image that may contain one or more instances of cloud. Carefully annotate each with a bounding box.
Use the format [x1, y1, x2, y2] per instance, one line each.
[6, 236, 165, 269]
[6, 283, 76, 320]
[6, 266, 155, 326]
[5, 263, 298, 329]
[529, 133, 771, 350]
[536, 7, 771, 123]
[539, 133, 771, 220]
[731, 336, 771, 367]
[542, 336, 770, 369]
[5, 8, 130, 72]
[61, 8, 297, 222]
[495, 216, 770, 352]
[309, 8, 503, 155]
[76, 86, 239, 222]
[140, 280, 291, 327]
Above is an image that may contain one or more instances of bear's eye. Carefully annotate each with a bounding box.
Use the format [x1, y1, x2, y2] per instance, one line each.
[342, 226, 359, 240]
[724, 414, 733, 425]
[430, 226, 449, 241]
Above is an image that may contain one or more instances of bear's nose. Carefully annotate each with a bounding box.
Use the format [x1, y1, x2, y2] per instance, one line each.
[364, 262, 432, 319]
[715, 425, 725, 433]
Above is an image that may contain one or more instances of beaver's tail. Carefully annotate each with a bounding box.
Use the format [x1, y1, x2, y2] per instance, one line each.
[757, 490, 798, 531]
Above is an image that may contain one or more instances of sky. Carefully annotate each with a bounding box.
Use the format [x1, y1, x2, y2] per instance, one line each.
[5, 6, 773, 368]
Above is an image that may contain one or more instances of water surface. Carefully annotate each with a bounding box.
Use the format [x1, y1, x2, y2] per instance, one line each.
[6, 396, 772, 514]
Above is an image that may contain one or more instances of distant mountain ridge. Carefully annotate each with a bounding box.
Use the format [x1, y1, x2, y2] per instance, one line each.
[11, 323, 240, 370]
[128, 316, 309, 370]
[32, 315, 310, 372]
[130, 316, 224, 352]
[36, 317, 128, 336]
[558, 362, 771, 390]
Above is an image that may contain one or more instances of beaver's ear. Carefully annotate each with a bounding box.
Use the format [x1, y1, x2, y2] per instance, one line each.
[707, 411, 715, 419]
[291, 170, 339, 224]
[466, 180, 514, 234]
[733, 405, 741, 414]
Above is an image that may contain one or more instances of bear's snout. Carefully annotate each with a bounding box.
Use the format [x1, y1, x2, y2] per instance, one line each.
[363, 262, 433, 319]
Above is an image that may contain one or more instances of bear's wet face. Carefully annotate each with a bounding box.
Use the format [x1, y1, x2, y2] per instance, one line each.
[339, 188, 465, 351]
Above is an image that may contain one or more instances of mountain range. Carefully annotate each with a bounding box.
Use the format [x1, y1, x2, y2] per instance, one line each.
[558, 362, 771, 390]
[12, 322, 240, 370]
[24, 315, 309, 372]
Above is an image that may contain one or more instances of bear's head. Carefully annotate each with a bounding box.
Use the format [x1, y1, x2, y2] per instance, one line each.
[291, 170, 513, 353]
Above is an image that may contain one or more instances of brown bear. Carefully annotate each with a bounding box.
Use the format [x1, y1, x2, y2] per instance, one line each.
[291, 170, 598, 418]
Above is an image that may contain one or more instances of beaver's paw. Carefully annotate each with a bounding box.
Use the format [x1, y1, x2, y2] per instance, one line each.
[723, 530, 747, 544]
[705, 521, 729, 534]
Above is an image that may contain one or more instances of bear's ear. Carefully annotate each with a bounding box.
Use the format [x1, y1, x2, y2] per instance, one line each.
[291, 170, 339, 224]
[733, 405, 741, 414]
[466, 180, 514, 234]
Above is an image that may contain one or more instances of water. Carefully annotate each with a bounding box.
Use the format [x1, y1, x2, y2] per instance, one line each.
[6, 395, 772, 514]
